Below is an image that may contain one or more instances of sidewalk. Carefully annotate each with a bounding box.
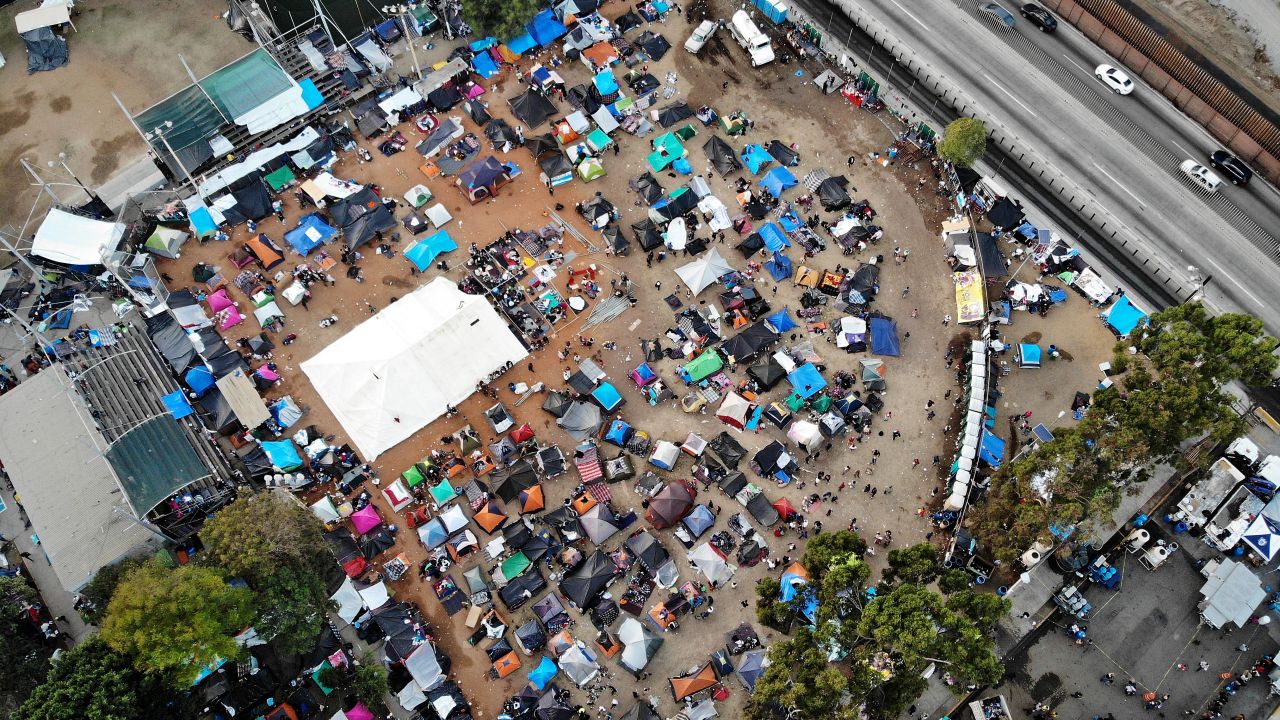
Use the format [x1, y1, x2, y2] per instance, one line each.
[0, 481, 91, 644]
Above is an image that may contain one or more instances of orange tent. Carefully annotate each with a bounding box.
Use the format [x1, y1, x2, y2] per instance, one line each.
[474, 501, 508, 533]
[671, 663, 718, 700]
[520, 484, 545, 514]
[493, 651, 522, 678]
[581, 41, 618, 68]
[244, 234, 284, 270]
[572, 491, 598, 516]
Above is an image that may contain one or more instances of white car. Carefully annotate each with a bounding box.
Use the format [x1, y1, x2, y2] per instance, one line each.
[1095, 64, 1134, 95]
[685, 19, 717, 54]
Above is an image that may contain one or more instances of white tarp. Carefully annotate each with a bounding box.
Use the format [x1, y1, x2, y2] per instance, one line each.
[675, 247, 736, 295]
[234, 80, 313, 136]
[301, 281, 527, 459]
[592, 106, 619, 133]
[31, 208, 124, 266]
[330, 577, 365, 623]
[16, 3, 70, 33]
[405, 643, 445, 691]
[357, 581, 391, 610]
[197, 126, 320, 197]
[665, 217, 687, 251]
[1199, 558, 1266, 629]
[379, 86, 426, 115]
[689, 542, 735, 586]
[355, 38, 393, 72]
[397, 682, 427, 712]
[697, 195, 732, 232]
[300, 171, 363, 203]
[786, 420, 822, 449]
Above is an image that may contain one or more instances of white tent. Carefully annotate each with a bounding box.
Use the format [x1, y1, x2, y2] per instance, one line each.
[675, 247, 736, 295]
[786, 420, 822, 450]
[689, 542, 735, 586]
[357, 581, 391, 610]
[664, 217, 687, 251]
[1199, 558, 1266, 629]
[310, 496, 340, 523]
[31, 208, 124, 266]
[330, 577, 365, 623]
[301, 278, 528, 459]
[618, 617, 663, 673]
[559, 644, 600, 686]
[716, 392, 751, 430]
[405, 643, 445, 691]
[425, 203, 453, 228]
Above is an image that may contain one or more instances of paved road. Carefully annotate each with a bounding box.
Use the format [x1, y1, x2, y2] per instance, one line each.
[789, 0, 1280, 331]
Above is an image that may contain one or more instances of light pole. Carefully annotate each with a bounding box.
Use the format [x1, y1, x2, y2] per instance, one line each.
[382, 4, 423, 81]
[145, 121, 198, 195]
[47, 153, 94, 203]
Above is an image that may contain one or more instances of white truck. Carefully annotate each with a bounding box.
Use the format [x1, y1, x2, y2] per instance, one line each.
[685, 19, 717, 54]
[729, 11, 774, 66]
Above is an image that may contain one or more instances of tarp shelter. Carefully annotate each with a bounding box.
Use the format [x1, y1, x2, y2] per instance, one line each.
[530, 656, 559, 690]
[657, 101, 694, 128]
[557, 401, 603, 441]
[561, 549, 615, 607]
[816, 176, 851, 210]
[406, 643, 445, 692]
[1103, 295, 1147, 337]
[21, 26, 68, 73]
[1199, 558, 1266, 629]
[329, 188, 397, 251]
[647, 480, 695, 528]
[528, 9, 570, 45]
[284, 213, 337, 255]
[980, 431, 1006, 467]
[747, 357, 786, 390]
[869, 317, 901, 357]
[737, 649, 769, 691]
[32, 208, 124, 266]
[676, 247, 737, 295]
[619, 617, 664, 674]
[301, 278, 528, 459]
[741, 144, 773, 174]
[787, 363, 826, 399]
[703, 136, 743, 176]
[509, 89, 558, 127]
[405, 230, 458, 271]
[759, 167, 797, 197]
[215, 369, 271, 429]
[648, 132, 687, 172]
[764, 253, 793, 281]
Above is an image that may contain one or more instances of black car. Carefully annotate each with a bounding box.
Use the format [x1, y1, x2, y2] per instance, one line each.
[1210, 150, 1253, 185]
[1020, 3, 1058, 32]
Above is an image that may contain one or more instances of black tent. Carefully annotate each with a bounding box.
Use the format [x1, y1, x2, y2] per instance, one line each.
[527, 133, 560, 159]
[766, 140, 799, 167]
[627, 73, 660, 96]
[752, 440, 793, 475]
[372, 603, 419, 661]
[486, 119, 520, 147]
[630, 173, 665, 205]
[359, 529, 396, 559]
[987, 197, 1025, 230]
[504, 521, 532, 548]
[523, 531, 554, 562]
[736, 233, 765, 257]
[329, 188, 397, 250]
[636, 31, 671, 60]
[631, 219, 664, 251]
[650, 188, 699, 222]
[560, 549, 615, 607]
[603, 226, 630, 256]
[491, 460, 539, 503]
[539, 152, 573, 179]
[956, 166, 982, 190]
[656, 101, 693, 128]
[616, 11, 644, 33]
[509, 89, 558, 128]
[579, 196, 617, 228]
[300, 625, 342, 672]
[500, 569, 547, 610]
[718, 470, 747, 497]
[847, 263, 880, 303]
[515, 618, 547, 653]
[198, 389, 238, 433]
[721, 334, 759, 363]
[542, 390, 573, 418]
[22, 28, 68, 72]
[428, 85, 463, 111]
[817, 176, 851, 210]
[740, 321, 780, 353]
[975, 232, 1008, 278]
[624, 531, 669, 572]
[703, 136, 743, 177]
[228, 176, 272, 222]
[746, 494, 779, 526]
[463, 99, 492, 126]
[747, 356, 786, 390]
[708, 431, 747, 469]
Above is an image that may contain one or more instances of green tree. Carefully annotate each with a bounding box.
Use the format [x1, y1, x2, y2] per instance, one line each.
[747, 630, 855, 720]
[350, 654, 390, 708]
[256, 565, 329, 655]
[16, 637, 192, 720]
[200, 492, 329, 583]
[801, 530, 867, 578]
[0, 576, 50, 716]
[101, 560, 256, 683]
[938, 568, 971, 594]
[462, 0, 542, 40]
[937, 118, 987, 168]
[753, 577, 793, 630]
[884, 543, 940, 585]
[81, 556, 147, 624]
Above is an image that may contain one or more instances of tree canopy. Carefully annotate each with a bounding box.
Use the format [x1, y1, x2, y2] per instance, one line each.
[462, 0, 541, 40]
[937, 118, 987, 168]
[16, 637, 191, 720]
[968, 304, 1278, 561]
[200, 491, 329, 583]
[100, 560, 256, 683]
[256, 564, 330, 656]
[0, 576, 50, 716]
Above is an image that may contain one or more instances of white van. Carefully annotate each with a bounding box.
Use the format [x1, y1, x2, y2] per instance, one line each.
[685, 19, 717, 54]
[729, 11, 774, 66]
[1180, 159, 1223, 193]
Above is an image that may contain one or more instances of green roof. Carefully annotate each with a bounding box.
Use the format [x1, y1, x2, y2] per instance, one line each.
[105, 416, 211, 514]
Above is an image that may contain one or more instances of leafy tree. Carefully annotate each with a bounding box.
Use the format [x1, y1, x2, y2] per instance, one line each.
[0, 576, 50, 715]
[947, 590, 1011, 629]
[884, 543, 940, 585]
[801, 530, 867, 578]
[200, 491, 329, 583]
[350, 654, 390, 708]
[101, 560, 256, 683]
[81, 556, 147, 624]
[938, 568, 971, 594]
[747, 629, 855, 720]
[256, 565, 329, 655]
[462, 0, 541, 40]
[753, 577, 793, 630]
[937, 118, 987, 168]
[16, 637, 192, 720]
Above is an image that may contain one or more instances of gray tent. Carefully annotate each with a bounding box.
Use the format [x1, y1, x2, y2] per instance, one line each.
[542, 390, 573, 418]
[557, 401, 603, 441]
[629, 173, 665, 206]
[624, 531, 669, 572]
[22, 28, 68, 72]
[618, 617, 663, 676]
[737, 648, 769, 691]
[561, 549, 615, 607]
[703, 136, 743, 177]
[579, 503, 621, 545]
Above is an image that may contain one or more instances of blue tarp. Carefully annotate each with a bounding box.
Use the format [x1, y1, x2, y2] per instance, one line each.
[869, 317, 901, 356]
[672, 157, 693, 175]
[470, 37, 499, 51]
[405, 230, 458, 271]
[299, 78, 324, 110]
[592, 382, 624, 411]
[529, 656, 558, 690]
[765, 308, 797, 333]
[184, 366, 215, 396]
[787, 363, 827, 399]
[760, 167, 798, 198]
[605, 420, 633, 446]
[190, 206, 218, 237]
[758, 223, 791, 252]
[764, 253, 793, 281]
[472, 52, 499, 78]
[779, 570, 818, 622]
[1103, 295, 1146, 337]
[741, 144, 773, 174]
[161, 391, 194, 420]
[507, 32, 537, 55]
[1018, 343, 1041, 367]
[593, 70, 619, 96]
[528, 9, 570, 46]
[261, 440, 303, 471]
[682, 505, 715, 537]
[284, 213, 337, 255]
[979, 432, 1006, 467]
[777, 208, 802, 231]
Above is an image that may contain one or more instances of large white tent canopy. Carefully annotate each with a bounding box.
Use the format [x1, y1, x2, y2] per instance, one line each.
[32, 208, 125, 266]
[301, 278, 527, 459]
[676, 247, 736, 295]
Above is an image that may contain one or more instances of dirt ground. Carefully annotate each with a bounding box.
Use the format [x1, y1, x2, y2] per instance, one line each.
[0, 0, 251, 222]
[141, 7, 1116, 720]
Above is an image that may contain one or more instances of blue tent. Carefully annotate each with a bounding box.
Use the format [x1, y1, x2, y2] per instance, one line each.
[979, 432, 1006, 467]
[507, 32, 537, 55]
[765, 308, 797, 333]
[592, 382, 625, 411]
[261, 440, 302, 471]
[593, 70, 619, 96]
[760, 167, 798, 198]
[470, 37, 499, 51]
[528, 9, 569, 46]
[758, 223, 790, 252]
[741, 144, 773, 174]
[472, 52, 499, 78]
[682, 505, 715, 537]
[421, 518, 449, 548]
[529, 656, 559, 690]
[672, 157, 693, 175]
[190, 206, 218, 237]
[1018, 343, 1041, 368]
[1103, 295, 1147, 337]
[161, 391, 194, 420]
[405, 230, 459, 271]
[764, 253, 793, 281]
[284, 213, 337, 255]
[184, 366, 215, 396]
[777, 208, 802, 231]
[605, 420, 633, 447]
[869, 317, 901, 356]
[787, 363, 827, 399]
[779, 569, 818, 622]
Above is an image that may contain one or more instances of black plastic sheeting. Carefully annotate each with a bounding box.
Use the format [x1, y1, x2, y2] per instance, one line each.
[329, 187, 397, 250]
[975, 232, 1008, 278]
[708, 431, 747, 469]
[656, 101, 693, 128]
[144, 312, 197, 373]
[463, 99, 492, 127]
[703, 136, 742, 177]
[509, 89, 558, 128]
[629, 173, 664, 206]
[636, 31, 671, 60]
[766, 140, 799, 167]
[22, 28, 68, 72]
[817, 176, 851, 211]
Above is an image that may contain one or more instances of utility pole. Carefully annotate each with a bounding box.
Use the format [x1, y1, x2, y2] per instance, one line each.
[18, 159, 62, 204]
[0, 228, 44, 278]
[383, 4, 423, 80]
[47, 153, 95, 203]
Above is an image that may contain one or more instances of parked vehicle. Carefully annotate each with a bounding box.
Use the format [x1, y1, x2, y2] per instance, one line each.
[685, 19, 717, 54]
[729, 11, 774, 66]
[1020, 3, 1057, 32]
[1180, 159, 1223, 193]
[1209, 150, 1253, 185]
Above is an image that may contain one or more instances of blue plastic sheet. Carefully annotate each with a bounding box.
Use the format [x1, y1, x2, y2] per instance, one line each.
[869, 317, 900, 356]
[764, 253, 793, 281]
[758, 223, 790, 252]
[506, 32, 537, 55]
[161, 391, 194, 420]
[1104, 295, 1146, 337]
[593, 70, 619, 96]
[472, 52, 499, 78]
[787, 363, 827, 398]
[979, 431, 1006, 467]
[741, 144, 773, 174]
[261, 440, 302, 471]
[529, 656, 559, 690]
[184, 366, 215, 396]
[527, 9, 569, 46]
[284, 213, 337, 255]
[759, 167, 798, 197]
[405, 230, 458, 271]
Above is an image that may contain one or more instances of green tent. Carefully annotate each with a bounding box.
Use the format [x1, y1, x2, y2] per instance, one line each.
[265, 165, 296, 191]
[144, 227, 189, 259]
[402, 465, 426, 487]
[411, 4, 439, 31]
[810, 395, 832, 413]
[786, 393, 805, 412]
[429, 480, 458, 503]
[719, 114, 746, 136]
[674, 124, 698, 141]
[586, 128, 612, 152]
[501, 551, 532, 580]
[647, 132, 686, 172]
[578, 157, 606, 182]
[681, 350, 723, 383]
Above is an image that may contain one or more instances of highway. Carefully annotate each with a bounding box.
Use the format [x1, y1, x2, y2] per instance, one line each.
[787, 0, 1280, 330]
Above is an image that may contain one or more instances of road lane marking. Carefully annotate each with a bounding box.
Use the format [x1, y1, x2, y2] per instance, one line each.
[980, 73, 1039, 117]
[1201, 256, 1265, 307]
[1169, 141, 1195, 160]
[1091, 162, 1145, 207]
[888, 0, 930, 30]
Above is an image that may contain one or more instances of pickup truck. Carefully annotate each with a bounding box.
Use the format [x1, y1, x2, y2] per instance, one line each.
[685, 19, 716, 54]
[728, 10, 774, 66]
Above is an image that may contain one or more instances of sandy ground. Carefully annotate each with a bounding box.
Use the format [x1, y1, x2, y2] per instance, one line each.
[0, 0, 252, 223]
[137, 7, 1117, 719]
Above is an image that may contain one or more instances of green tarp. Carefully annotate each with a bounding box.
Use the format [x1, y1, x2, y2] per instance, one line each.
[647, 132, 686, 172]
[105, 416, 210, 515]
[265, 165, 296, 191]
[501, 551, 532, 580]
[682, 350, 723, 383]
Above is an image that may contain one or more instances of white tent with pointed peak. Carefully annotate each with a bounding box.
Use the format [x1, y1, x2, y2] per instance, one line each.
[675, 247, 737, 295]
